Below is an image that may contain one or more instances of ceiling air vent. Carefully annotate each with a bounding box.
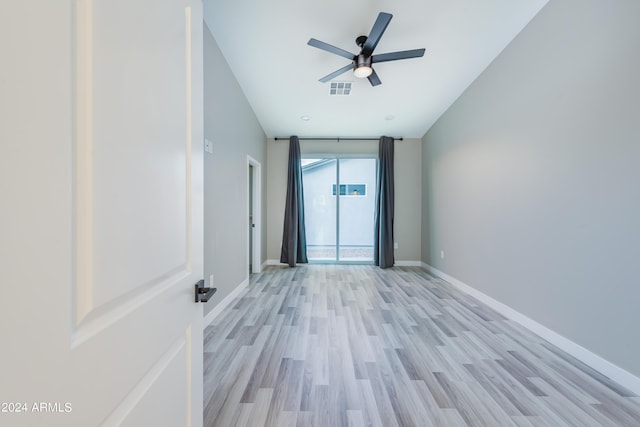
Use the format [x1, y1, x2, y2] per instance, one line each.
[329, 82, 352, 96]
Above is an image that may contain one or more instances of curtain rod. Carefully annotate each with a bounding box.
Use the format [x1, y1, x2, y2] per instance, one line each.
[273, 137, 403, 141]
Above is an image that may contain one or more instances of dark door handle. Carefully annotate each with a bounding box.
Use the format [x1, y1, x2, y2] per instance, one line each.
[194, 279, 217, 303]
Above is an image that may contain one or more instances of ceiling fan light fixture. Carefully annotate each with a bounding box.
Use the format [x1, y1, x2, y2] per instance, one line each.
[354, 66, 373, 78]
[354, 53, 373, 78]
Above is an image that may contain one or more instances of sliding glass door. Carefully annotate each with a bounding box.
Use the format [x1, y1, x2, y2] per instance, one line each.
[302, 157, 376, 263]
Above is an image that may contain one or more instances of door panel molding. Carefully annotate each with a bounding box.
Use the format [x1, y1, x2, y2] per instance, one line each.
[100, 335, 186, 426]
[72, 0, 194, 330]
[71, 268, 189, 348]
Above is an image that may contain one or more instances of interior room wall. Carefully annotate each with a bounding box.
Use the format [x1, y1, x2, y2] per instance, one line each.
[267, 138, 422, 263]
[203, 25, 267, 316]
[422, 0, 640, 378]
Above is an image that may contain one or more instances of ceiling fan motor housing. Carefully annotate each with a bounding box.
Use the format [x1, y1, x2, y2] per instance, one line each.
[356, 53, 372, 69]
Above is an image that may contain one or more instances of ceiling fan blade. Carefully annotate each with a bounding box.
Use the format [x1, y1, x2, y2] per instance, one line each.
[308, 38, 355, 60]
[319, 63, 354, 83]
[362, 12, 393, 56]
[372, 48, 426, 63]
[367, 69, 382, 86]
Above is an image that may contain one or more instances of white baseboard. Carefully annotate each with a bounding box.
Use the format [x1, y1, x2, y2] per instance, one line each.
[394, 260, 423, 267]
[423, 263, 640, 395]
[203, 277, 250, 328]
[265, 259, 423, 267]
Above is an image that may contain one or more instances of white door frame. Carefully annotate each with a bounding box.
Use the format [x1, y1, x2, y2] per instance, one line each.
[247, 155, 262, 274]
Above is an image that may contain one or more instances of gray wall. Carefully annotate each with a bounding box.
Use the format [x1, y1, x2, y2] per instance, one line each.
[422, 0, 640, 377]
[267, 138, 422, 263]
[203, 25, 267, 315]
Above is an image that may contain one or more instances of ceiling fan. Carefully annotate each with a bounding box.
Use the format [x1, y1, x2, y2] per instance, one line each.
[307, 12, 426, 87]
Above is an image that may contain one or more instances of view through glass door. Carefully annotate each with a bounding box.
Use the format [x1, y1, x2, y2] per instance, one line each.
[302, 157, 376, 263]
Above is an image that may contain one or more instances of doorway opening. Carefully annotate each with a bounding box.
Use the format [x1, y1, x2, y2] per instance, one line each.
[302, 157, 376, 263]
[247, 156, 261, 274]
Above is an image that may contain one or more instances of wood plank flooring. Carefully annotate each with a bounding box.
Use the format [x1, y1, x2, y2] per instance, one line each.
[204, 265, 640, 426]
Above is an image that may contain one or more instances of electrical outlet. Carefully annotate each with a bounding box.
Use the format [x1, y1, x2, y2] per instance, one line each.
[209, 274, 214, 287]
[394, 242, 398, 249]
[440, 250, 445, 259]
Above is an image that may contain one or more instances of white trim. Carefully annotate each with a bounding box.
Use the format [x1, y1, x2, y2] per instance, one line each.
[394, 260, 423, 267]
[203, 277, 250, 328]
[266, 259, 423, 267]
[422, 263, 640, 395]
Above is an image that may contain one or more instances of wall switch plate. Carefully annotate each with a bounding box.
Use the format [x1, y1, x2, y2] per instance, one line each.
[209, 274, 214, 287]
[440, 250, 445, 259]
[204, 139, 213, 154]
[394, 242, 398, 249]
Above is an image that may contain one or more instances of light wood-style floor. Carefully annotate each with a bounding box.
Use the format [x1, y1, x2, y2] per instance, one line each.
[204, 265, 640, 426]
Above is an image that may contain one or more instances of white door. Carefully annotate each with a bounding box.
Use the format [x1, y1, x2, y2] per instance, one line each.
[0, 1, 204, 426]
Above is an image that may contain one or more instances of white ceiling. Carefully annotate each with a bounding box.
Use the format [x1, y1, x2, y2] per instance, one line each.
[203, 0, 549, 139]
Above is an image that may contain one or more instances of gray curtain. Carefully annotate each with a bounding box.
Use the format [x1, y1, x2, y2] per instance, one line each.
[374, 136, 395, 268]
[280, 136, 308, 267]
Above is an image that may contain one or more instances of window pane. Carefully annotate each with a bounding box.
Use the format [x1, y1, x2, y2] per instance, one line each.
[346, 184, 366, 196]
[338, 158, 376, 261]
[302, 159, 337, 261]
[331, 184, 346, 196]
